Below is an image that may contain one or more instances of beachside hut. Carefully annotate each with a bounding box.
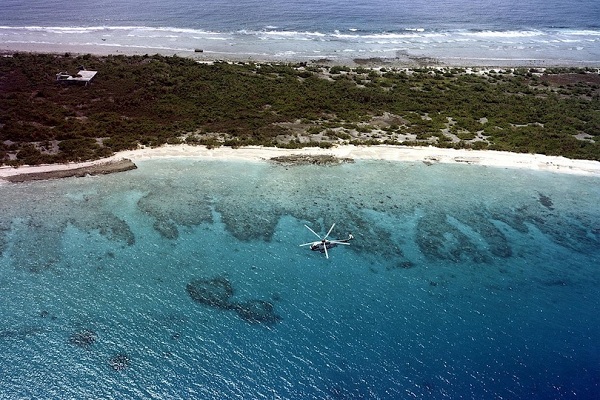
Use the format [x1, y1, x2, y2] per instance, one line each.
[56, 66, 97, 86]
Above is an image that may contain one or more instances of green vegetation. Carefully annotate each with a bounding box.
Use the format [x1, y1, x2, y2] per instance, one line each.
[1, 52, 599, 165]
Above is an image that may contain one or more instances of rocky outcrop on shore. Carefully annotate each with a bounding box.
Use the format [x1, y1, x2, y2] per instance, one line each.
[2, 159, 137, 183]
[269, 154, 354, 166]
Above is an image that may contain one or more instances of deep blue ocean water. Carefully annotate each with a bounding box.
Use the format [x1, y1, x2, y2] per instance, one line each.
[0, 159, 599, 399]
[1, 0, 599, 64]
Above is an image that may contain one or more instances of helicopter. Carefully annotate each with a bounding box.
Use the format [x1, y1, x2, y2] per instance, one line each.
[299, 223, 354, 259]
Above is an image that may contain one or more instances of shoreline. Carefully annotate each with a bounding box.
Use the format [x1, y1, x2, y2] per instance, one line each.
[2, 145, 600, 183]
[2, 42, 599, 69]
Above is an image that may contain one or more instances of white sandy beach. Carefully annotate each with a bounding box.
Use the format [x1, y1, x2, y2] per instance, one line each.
[2, 145, 600, 180]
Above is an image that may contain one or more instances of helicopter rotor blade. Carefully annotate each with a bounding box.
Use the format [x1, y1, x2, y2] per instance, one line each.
[323, 243, 329, 259]
[328, 241, 350, 245]
[299, 242, 316, 247]
[324, 223, 335, 240]
[304, 224, 322, 239]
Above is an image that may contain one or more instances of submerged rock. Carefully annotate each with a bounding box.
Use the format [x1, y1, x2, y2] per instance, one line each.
[69, 329, 97, 348]
[109, 353, 130, 371]
[186, 277, 235, 309]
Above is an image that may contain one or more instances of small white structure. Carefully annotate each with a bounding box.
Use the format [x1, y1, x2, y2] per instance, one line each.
[56, 67, 97, 86]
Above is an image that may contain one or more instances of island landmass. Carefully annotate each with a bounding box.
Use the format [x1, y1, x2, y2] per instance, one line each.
[1, 51, 599, 180]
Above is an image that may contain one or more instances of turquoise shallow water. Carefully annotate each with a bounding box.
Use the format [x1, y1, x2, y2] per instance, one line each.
[1, 158, 599, 399]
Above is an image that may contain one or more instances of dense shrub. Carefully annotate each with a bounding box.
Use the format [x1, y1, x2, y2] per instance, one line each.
[1, 53, 599, 163]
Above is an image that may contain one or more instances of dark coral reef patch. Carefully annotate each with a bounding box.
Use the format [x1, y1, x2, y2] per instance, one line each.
[109, 353, 130, 371]
[537, 192, 554, 210]
[416, 210, 512, 262]
[69, 329, 97, 349]
[137, 190, 213, 240]
[233, 300, 282, 325]
[186, 277, 235, 309]
[186, 276, 281, 325]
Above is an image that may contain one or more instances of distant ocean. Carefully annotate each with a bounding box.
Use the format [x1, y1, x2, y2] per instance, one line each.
[1, 0, 600, 64]
[1, 159, 599, 399]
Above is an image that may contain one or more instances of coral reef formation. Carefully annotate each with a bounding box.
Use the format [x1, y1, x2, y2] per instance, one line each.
[186, 276, 281, 325]
[186, 277, 234, 309]
[69, 329, 97, 348]
[137, 189, 213, 240]
[109, 353, 130, 371]
[233, 300, 282, 325]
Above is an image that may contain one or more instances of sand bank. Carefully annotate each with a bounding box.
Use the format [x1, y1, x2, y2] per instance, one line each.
[2, 145, 599, 183]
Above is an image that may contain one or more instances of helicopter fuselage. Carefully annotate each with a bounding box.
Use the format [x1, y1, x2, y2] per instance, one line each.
[309, 234, 354, 253]
[300, 224, 353, 259]
[310, 240, 337, 253]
